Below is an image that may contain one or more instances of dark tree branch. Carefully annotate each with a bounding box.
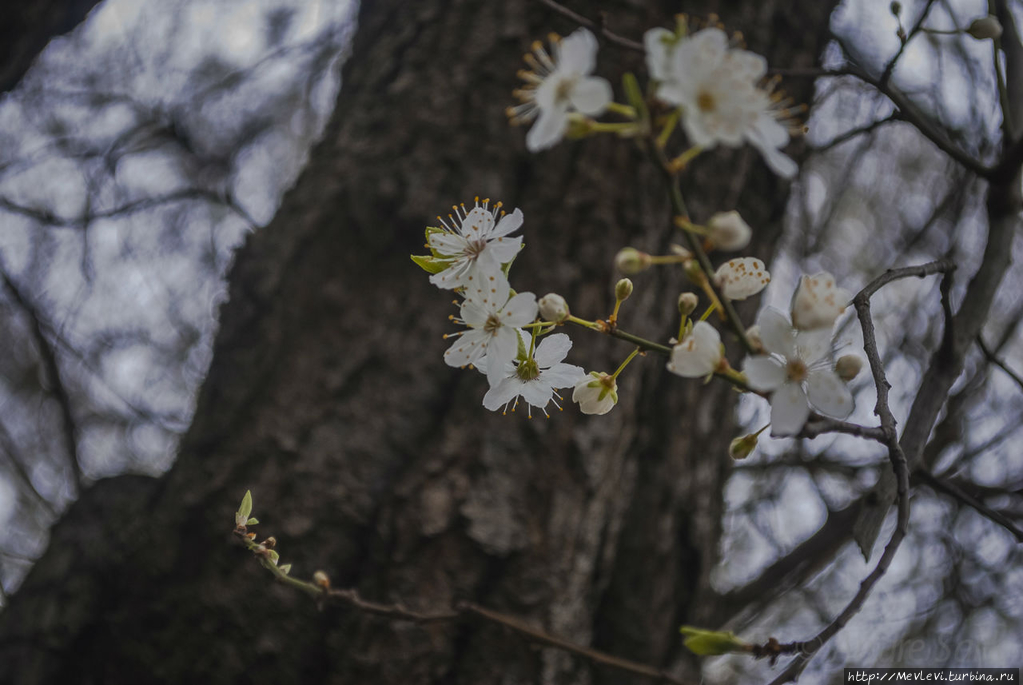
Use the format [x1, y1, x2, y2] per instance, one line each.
[799, 417, 885, 442]
[809, 113, 899, 153]
[879, 0, 941, 89]
[0, 0, 104, 95]
[0, 188, 257, 229]
[978, 335, 1023, 393]
[914, 470, 1023, 543]
[535, 0, 645, 52]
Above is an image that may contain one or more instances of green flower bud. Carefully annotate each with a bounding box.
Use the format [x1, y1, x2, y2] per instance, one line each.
[677, 292, 699, 317]
[729, 434, 758, 460]
[679, 626, 752, 656]
[615, 247, 652, 275]
[615, 278, 634, 301]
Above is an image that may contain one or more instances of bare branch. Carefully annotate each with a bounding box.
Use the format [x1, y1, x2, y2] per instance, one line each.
[978, 335, 1023, 393]
[914, 470, 1023, 543]
[878, 0, 941, 89]
[535, 0, 644, 52]
[234, 527, 693, 685]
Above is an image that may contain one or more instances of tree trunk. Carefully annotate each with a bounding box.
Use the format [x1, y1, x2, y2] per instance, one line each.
[0, 0, 104, 95]
[0, 0, 837, 682]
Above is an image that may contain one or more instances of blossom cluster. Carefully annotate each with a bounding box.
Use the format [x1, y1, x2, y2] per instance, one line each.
[411, 18, 863, 444]
[509, 25, 799, 177]
[415, 198, 597, 417]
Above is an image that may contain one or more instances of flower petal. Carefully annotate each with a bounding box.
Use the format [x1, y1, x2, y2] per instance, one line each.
[486, 328, 521, 383]
[533, 332, 572, 368]
[526, 107, 569, 151]
[644, 28, 675, 81]
[427, 233, 468, 255]
[488, 207, 524, 238]
[569, 76, 612, 115]
[444, 329, 488, 368]
[520, 378, 554, 409]
[794, 328, 832, 365]
[757, 307, 796, 358]
[667, 321, 722, 378]
[429, 258, 470, 289]
[483, 377, 522, 411]
[715, 257, 770, 300]
[769, 382, 811, 436]
[743, 356, 787, 391]
[502, 292, 539, 327]
[747, 116, 797, 179]
[790, 272, 851, 331]
[558, 28, 598, 74]
[806, 368, 854, 419]
[485, 235, 523, 264]
[460, 206, 495, 238]
[540, 362, 585, 389]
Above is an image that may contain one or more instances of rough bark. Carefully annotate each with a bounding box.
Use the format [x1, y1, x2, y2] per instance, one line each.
[0, 0, 837, 683]
[0, 0, 104, 95]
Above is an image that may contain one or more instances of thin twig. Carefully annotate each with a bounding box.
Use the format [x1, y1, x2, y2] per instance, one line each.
[809, 114, 899, 153]
[977, 335, 1023, 393]
[879, 0, 940, 89]
[651, 146, 756, 355]
[913, 470, 1023, 543]
[799, 417, 886, 442]
[535, 0, 644, 52]
[234, 527, 692, 685]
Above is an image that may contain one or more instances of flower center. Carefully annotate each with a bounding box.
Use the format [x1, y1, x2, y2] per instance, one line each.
[483, 314, 502, 334]
[786, 358, 808, 383]
[516, 358, 540, 381]
[464, 239, 486, 259]
[696, 89, 717, 113]
[554, 76, 576, 104]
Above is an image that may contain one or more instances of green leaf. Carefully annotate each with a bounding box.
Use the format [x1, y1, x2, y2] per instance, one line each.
[236, 490, 253, 526]
[679, 627, 750, 656]
[279, 564, 292, 575]
[246, 517, 259, 526]
[411, 254, 450, 275]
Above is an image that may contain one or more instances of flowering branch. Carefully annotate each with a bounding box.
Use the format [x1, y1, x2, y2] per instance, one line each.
[766, 260, 954, 684]
[652, 146, 757, 355]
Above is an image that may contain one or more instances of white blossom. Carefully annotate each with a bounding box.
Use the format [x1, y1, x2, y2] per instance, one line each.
[444, 273, 537, 384]
[667, 321, 723, 378]
[707, 211, 752, 251]
[644, 27, 798, 178]
[428, 198, 524, 290]
[742, 307, 853, 436]
[482, 333, 585, 417]
[715, 257, 770, 300]
[790, 271, 851, 330]
[572, 371, 618, 415]
[508, 29, 614, 151]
